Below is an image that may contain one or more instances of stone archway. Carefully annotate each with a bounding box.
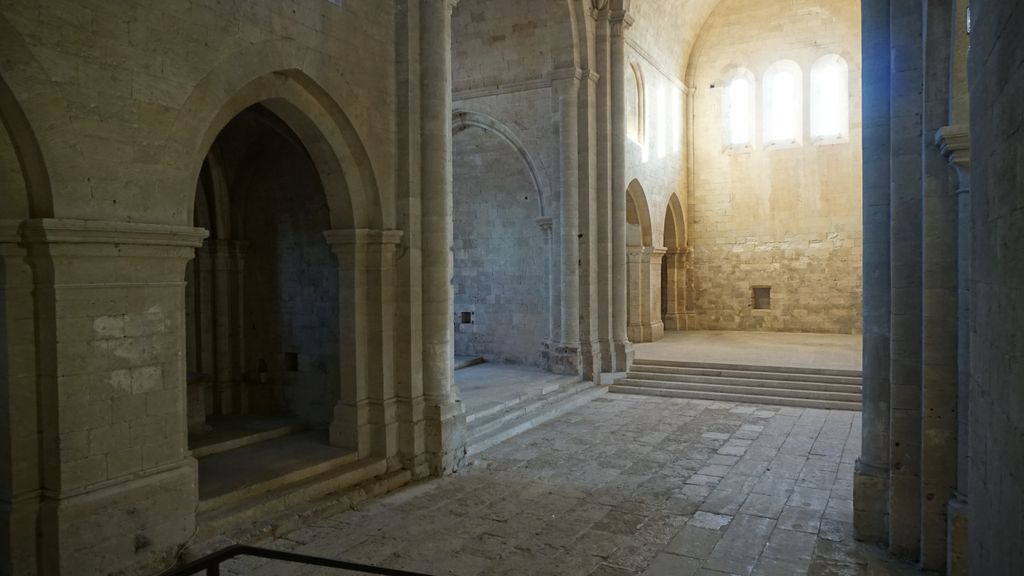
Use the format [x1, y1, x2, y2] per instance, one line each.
[662, 192, 687, 331]
[626, 179, 663, 342]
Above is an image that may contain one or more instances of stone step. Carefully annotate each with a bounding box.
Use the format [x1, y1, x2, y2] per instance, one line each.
[623, 370, 862, 394]
[465, 379, 574, 425]
[190, 417, 307, 459]
[608, 384, 860, 411]
[626, 364, 862, 386]
[631, 358, 862, 379]
[195, 457, 392, 543]
[614, 378, 861, 403]
[197, 432, 360, 514]
[466, 380, 595, 440]
[455, 355, 486, 371]
[466, 384, 606, 456]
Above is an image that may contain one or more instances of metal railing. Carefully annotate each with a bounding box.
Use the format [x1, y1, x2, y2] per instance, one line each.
[158, 544, 434, 576]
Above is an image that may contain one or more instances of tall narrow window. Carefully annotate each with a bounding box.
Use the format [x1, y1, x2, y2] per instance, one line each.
[811, 54, 850, 143]
[627, 63, 645, 146]
[763, 60, 803, 148]
[722, 69, 754, 150]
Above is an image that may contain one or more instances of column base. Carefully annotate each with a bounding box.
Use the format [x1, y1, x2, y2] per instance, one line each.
[946, 496, 969, 576]
[627, 321, 664, 343]
[424, 396, 467, 476]
[0, 492, 39, 575]
[579, 340, 603, 384]
[543, 341, 582, 375]
[39, 462, 196, 576]
[613, 339, 634, 373]
[663, 313, 689, 331]
[854, 459, 890, 544]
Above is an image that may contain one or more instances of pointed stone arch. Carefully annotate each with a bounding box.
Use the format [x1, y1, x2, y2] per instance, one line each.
[626, 179, 663, 342]
[662, 193, 688, 330]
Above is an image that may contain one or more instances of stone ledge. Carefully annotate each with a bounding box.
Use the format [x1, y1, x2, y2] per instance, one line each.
[18, 218, 208, 247]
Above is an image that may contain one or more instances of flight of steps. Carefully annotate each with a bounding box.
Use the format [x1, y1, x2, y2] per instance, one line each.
[611, 359, 862, 411]
[465, 379, 606, 456]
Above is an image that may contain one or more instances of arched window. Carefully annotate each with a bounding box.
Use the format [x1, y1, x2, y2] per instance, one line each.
[627, 62, 646, 146]
[810, 54, 850, 143]
[763, 60, 803, 148]
[722, 69, 754, 150]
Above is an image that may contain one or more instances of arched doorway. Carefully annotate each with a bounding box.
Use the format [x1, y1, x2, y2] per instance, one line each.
[626, 179, 664, 343]
[186, 104, 343, 449]
[662, 193, 687, 331]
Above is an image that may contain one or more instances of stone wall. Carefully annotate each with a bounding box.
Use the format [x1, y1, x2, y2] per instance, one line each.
[235, 119, 340, 428]
[686, 0, 863, 334]
[969, 0, 1024, 572]
[0, 1, 400, 574]
[453, 124, 549, 367]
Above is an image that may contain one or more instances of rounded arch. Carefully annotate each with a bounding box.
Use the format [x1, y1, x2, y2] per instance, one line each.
[664, 192, 686, 251]
[163, 46, 383, 230]
[627, 62, 646, 145]
[452, 109, 550, 217]
[0, 14, 56, 219]
[763, 59, 804, 147]
[626, 179, 653, 247]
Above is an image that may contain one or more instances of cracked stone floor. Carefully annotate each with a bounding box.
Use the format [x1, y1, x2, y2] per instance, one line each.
[221, 394, 922, 576]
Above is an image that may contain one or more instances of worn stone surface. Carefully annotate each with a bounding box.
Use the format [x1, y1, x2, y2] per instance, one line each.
[220, 395, 921, 576]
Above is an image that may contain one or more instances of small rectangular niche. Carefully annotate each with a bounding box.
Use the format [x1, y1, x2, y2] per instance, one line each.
[752, 286, 772, 310]
[460, 311, 474, 325]
[285, 352, 299, 372]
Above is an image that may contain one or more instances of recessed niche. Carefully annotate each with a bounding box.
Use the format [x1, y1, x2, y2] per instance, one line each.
[460, 311, 474, 324]
[285, 352, 299, 372]
[752, 286, 772, 310]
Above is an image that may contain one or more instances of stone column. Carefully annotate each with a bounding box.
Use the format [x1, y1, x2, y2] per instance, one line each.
[626, 246, 665, 343]
[21, 219, 206, 576]
[326, 230, 403, 466]
[420, 0, 465, 474]
[0, 220, 40, 576]
[538, 217, 556, 343]
[855, 0, 893, 545]
[579, 64, 602, 384]
[919, 1, 955, 569]
[937, 124, 970, 576]
[546, 68, 583, 376]
[210, 239, 246, 414]
[609, 9, 634, 370]
[595, 8, 614, 373]
[888, 0, 925, 559]
[662, 251, 686, 330]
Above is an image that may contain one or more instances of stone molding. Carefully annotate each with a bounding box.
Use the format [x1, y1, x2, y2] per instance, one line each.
[536, 217, 554, 233]
[323, 229, 404, 246]
[18, 218, 208, 247]
[609, 10, 634, 36]
[551, 66, 584, 84]
[454, 78, 551, 102]
[0, 219, 22, 243]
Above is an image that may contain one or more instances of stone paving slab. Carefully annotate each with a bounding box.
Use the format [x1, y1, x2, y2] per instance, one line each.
[220, 395, 922, 576]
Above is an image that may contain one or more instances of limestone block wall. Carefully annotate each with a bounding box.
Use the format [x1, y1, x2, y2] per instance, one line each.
[687, 0, 863, 334]
[453, 123, 550, 367]
[969, 0, 1024, 571]
[0, 1, 401, 574]
[451, 0, 563, 365]
[239, 132, 340, 428]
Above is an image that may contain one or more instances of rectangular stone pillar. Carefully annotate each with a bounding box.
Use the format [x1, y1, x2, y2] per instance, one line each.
[21, 219, 205, 576]
[325, 230, 403, 467]
[888, 0, 925, 559]
[0, 220, 40, 576]
[609, 9, 635, 371]
[594, 9, 615, 373]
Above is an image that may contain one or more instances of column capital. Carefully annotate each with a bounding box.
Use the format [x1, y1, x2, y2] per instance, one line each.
[581, 68, 601, 85]
[609, 10, 634, 36]
[0, 219, 21, 244]
[536, 217, 554, 233]
[936, 124, 971, 191]
[444, 0, 460, 13]
[18, 218, 208, 248]
[551, 66, 584, 86]
[936, 124, 970, 169]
